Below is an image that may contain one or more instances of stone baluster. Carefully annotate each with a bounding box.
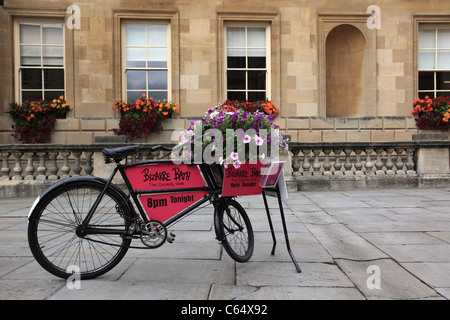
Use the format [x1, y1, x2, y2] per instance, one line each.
[344, 149, 353, 175]
[291, 148, 301, 176]
[84, 152, 94, 175]
[406, 148, 415, 174]
[36, 152, 47, 180]
[333, 149, 343, 175]
[396, 148, 405, 175]
[60, 151, 71, 179]
[24, 152, 35, 180]
[312, 149, 322, 175]
[72, 151, 82, 176]
[12, 151, 24, 180]
[150, 150, 160, 160]
[354, 149, 363, 175]
[385, 148, 395, 175]
[1, 152, 11, 181]
[48, 151, 59, 180]
[364, 148, 374, 175]
[302, 149, 312, 175]
[323, 149, 332, 175]
[375, 149, 385, 175]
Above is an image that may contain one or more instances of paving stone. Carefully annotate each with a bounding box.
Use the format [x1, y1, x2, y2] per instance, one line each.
[336, 259, 442, 300]
[209, 284, 365, 300]
[236, 262, 353, 287]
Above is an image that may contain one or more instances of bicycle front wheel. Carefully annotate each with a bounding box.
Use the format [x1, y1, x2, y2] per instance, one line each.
[216, 198, 254, 262]
[28, 179, 132, 280]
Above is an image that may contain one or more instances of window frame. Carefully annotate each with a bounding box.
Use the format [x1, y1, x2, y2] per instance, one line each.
[14, 18, 66, 103]
[417, 24, 450, 99]
[121, 20, 172, 103]
[223, 21, 271, 102]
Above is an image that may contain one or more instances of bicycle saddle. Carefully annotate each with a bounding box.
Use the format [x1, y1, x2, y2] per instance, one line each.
[102, 145, 140, 163]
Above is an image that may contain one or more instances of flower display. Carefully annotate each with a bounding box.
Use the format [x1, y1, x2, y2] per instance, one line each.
[412, 95, 450, 130]
[112, 94, 179, 140]
[8, 96, 72, 143]
[178, 100, 288, 167]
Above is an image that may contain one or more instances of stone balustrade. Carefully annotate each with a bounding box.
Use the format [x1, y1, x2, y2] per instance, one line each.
[0, 140, 449, 196]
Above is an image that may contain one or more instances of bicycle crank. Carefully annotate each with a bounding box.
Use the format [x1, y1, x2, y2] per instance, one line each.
[140, 220, 167, 249]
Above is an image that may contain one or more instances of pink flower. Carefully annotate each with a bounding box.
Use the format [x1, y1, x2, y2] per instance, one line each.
[233, 160, 242, 169]
[255, 135, 264, 146]
[243, 135, 251, 143]
[231, 152, 239, 161]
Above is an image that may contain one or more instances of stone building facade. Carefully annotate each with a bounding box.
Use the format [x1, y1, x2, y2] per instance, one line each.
[1, 0, 450, 145]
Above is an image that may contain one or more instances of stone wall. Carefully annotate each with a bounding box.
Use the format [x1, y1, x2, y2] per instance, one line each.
[1, 0, 450, 144]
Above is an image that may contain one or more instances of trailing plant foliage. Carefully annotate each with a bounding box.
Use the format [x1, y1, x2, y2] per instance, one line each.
[8, 96, 72, 143]
[412, 95, 450, 130]
[112, 94, 179, 141]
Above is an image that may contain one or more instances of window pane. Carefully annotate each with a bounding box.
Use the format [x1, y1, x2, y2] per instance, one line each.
[22, 91, 43, 102]
[44, 69, 64, 89]
[20, 45, 41, 66]
[248, 91, 266, 102]
[248, 71, 266, 90]
[127, 91, 144, 103]
[148, 48, 167, 68]
[21, 69, 42, 89]
[248, 49, 266, 68]
[227, 70, 246, 89]
[127, 70, 146, 90]
[437, 50, 450, 69]
[148, 25, 167, 47]
[419, 50, 435, 69]
[126, 25, 146, 46]
[419, 71, 434, 90]
[438, 29, 450, 49]
[419, 29, 436, 49]
[148, 91, 167, 102]
[436, 72, 450, 90]
[437, 91, 450, 97]
[126, 47, 146, 68]
[227, 27, 245, 47]
[148, 70, 167, 90]
[20, 23, 40, 44]
[227, 91, 246, 101]
[227, 49, 245, 68]
[247, 28, 266, 47]
[42, 24, 63, 45]
[43, 46, 63, 66]
[44, 90, 64, 101]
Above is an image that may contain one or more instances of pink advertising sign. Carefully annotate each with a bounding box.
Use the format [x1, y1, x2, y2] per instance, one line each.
[222, 163, 263, 197]
[139, 191, 208, 222]
[124, 163, 206, 191]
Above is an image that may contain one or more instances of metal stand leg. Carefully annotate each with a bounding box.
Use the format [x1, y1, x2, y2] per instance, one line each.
[262, 190, 277, 255]
[262, 184, 301, 273]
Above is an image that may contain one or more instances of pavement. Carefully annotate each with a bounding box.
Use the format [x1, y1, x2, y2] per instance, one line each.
[1, 187, 450, 300]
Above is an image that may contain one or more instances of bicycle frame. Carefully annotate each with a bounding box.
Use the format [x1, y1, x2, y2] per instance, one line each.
[80, 159, 224, 237]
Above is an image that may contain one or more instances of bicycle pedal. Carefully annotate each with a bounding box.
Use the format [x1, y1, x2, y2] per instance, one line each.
[167, 232, 176, 244]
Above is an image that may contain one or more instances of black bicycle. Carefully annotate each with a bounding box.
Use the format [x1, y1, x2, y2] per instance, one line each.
[28, 145, 254, 279]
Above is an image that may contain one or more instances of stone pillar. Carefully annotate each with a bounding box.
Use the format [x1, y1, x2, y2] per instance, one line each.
[413, 132, 450, 185]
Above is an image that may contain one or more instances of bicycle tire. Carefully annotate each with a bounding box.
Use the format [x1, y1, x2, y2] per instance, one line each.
[216, 198, 254, 263]
[28, 179, 132, 280]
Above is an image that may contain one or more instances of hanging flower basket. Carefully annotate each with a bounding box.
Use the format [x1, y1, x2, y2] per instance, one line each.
[8, 96, 72, 144]
[112, 94, 179, 141]
[412, 95, 450, 130]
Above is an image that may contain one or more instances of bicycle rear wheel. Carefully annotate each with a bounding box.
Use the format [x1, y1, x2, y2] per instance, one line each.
[215, 198, 254, 262]
[28, 180, 132, 280]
